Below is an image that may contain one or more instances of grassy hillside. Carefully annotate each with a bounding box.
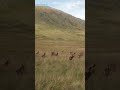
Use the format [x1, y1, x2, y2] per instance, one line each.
[35, 6, 85, 90]
[35, 6, 84, 30]
[35, 6, 85, 46]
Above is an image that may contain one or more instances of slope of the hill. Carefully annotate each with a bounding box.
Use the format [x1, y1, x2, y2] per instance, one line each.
[35, 6, 85, 42]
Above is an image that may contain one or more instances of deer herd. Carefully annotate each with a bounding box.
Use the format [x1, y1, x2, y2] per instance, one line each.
[0, 59, 25, 76]
[36, 50, 84, 60]
[86, 63, 119, 81]
[1, 50, 118, 80]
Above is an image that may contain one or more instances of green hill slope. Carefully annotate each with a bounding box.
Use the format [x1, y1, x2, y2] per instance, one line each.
[35, 6, 85, 42]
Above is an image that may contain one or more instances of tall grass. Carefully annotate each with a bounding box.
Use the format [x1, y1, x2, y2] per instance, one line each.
[35, 49, 85, 90]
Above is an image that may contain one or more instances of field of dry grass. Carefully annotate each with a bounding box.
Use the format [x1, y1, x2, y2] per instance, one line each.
[35, 40, 85, 90]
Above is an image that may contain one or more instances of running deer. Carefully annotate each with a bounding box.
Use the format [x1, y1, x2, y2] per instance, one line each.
[69, 55, 75, 60]
[16, 64, 25, 75]
[51, 52, 55, 56]
[4, 60, 9, 66]
[86, 64, 96, 80]
[42, 53, 46, 58]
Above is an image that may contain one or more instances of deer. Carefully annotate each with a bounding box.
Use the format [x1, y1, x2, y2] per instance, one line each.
[16, 64, 25, 75]
[42, 53, 46, 58]
[51, 52, 55, 56]
[88, 64, 96, 71]
[69, 55, 75, 60]
[4, 60, 9, 66]
[51, 52, 58, 56]
[86, 64, 96, 81]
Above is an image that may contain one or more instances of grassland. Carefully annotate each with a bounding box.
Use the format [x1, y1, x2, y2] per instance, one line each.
[35, 34, 85, 90]
[35, 40, 85, 90]
[35, 6, 85, 90]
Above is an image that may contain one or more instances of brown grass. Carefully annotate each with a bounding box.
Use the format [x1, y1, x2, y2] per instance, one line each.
[35, 40, 85, 90]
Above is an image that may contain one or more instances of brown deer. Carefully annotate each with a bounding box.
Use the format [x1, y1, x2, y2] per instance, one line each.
[86, 64, 96, 80]
[85, 69, 95, 81]
[51, 52, 58, 56]
[51, 52, 55, 56]
[4, 60, 9, 66]
[42, 53, 46, 58]
[16, 64, 24, 75]
[69, 55, 75, 60]
[88, 64, 96, 71]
